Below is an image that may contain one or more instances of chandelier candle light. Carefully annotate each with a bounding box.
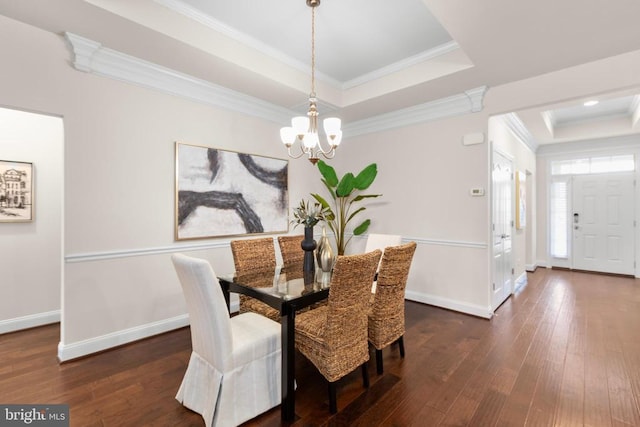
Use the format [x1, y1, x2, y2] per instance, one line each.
[280, 0, 342, 164]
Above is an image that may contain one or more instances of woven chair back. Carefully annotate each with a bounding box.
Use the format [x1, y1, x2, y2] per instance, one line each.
[324, 249, 382, 351]
[277, 235, 304, 269]
[230, 237, 276, 272]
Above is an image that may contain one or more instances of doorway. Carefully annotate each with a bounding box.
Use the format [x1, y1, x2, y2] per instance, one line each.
[0, 107, 64, 333]
[548, 155, 636, 275]
[491, 150, 513, 310]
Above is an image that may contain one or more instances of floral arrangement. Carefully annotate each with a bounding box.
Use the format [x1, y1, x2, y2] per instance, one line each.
[291, 199, 330, 228]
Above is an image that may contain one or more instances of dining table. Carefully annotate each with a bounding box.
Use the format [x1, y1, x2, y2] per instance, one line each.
[218, 266, 331, 422]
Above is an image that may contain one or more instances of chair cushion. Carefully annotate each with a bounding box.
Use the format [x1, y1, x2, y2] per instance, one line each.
[231, 312, 281, 368]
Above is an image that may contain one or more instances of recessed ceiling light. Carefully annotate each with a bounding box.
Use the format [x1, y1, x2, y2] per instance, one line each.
[583, 100, 599, 107]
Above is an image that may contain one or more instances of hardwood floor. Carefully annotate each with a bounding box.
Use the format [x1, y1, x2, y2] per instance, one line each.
[1, 268, 639, 426]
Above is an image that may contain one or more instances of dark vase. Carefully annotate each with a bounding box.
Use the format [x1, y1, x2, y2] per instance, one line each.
[301, 226, 317, 277]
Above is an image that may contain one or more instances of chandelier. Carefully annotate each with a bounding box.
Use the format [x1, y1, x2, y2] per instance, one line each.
[280, 0, 342, 164]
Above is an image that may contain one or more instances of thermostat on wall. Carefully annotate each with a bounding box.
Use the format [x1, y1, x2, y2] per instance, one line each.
[470, 188, 485, 196]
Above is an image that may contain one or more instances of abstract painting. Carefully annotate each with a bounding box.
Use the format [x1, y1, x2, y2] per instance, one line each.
[175, 142, 288, 240]
[0, 160, 33, 222]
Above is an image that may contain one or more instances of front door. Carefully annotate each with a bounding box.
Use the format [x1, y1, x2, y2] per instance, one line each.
[492, 151, 513, 311]
[572, 172, 635, 275]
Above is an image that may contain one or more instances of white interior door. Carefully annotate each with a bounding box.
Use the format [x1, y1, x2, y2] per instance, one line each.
[572, 172, 635, 275]
[492, 151, 513, 311]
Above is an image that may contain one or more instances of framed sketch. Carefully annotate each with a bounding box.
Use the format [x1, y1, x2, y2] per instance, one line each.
[175, 142, 289, 240]
[0, 160, 34, 222]
[515, 170, 526, 229]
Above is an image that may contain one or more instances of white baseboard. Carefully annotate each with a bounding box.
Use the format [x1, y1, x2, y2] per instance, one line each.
[514, 272, 528, 293]
[536, 260, 549, 268]
[0, 310, 61, 335]
[57, 300, 240, 362]
[405, 290, 493, 319]
[58, 314, 190, 362]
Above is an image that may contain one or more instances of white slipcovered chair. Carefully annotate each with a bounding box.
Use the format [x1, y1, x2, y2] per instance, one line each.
[364, 233, 402, 255]
[171, 253, 282, 427]
[364, 234, 402, 291]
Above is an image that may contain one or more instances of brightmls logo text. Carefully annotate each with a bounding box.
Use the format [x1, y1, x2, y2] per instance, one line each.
[1, 405, 68, 426]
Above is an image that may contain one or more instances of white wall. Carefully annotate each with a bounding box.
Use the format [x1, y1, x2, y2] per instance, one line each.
[0, 107, 63, 333]
[3, 12, 640, 360]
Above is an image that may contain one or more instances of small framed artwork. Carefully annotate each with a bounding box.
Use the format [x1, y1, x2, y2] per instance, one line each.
[515, 170, 526, 229]
[175, 142, 289, 240]
[0, 160, 34, 222]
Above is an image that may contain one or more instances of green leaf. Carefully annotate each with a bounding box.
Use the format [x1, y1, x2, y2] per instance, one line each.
[353, 194, 382, 202]
[353, 163, 377, 190]
[353, 219, 371, 235]
[317, 160, 338, 187]
[321, 179, 336, 200]
[347, 206, 365, 223]
[336, 173, 355, 197]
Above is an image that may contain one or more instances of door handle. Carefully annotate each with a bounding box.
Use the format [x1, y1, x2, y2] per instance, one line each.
[501, 234, 510, 239]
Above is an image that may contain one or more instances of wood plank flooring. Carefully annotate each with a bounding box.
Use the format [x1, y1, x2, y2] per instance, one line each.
[1, 268, 639, 426]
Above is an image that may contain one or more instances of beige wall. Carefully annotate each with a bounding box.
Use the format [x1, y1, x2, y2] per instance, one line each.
[0, 15, 317, 358]
[2, 12, 640, 359]
[331, 112, 493, 316]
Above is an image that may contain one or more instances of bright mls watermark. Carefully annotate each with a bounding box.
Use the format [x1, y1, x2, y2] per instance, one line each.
[0, 405, 69, 426]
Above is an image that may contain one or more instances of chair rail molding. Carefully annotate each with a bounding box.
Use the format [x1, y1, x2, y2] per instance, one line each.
[351, 233, 488, 249]
[66, 241, 231, 263]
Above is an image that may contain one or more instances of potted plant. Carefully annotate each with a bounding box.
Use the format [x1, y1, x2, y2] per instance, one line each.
[311, 160, 381, 255]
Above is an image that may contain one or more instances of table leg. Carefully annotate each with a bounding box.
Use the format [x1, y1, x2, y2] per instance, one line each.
[221, 281, 231, 313]
[281, 309, 296, 422]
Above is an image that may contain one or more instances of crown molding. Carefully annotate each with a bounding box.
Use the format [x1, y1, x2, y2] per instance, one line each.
[344, 86, 488, 137]
[153, 0, 459, 90]
[65, 32, 488, 137]
[152, 0, 342, 88]
[64, 32, 293, 125]
[342, 41, 461, 90]
[500, 112, 539, 152]
[536, 133, 640, 157]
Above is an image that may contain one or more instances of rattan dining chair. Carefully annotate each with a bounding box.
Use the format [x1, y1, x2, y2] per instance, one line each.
[368, 241, 417, 374]
[230, 237, 280, 321]
[277, 235, 304, 270]
[364, 233, 402, 280]
[294, 249, 382, 414]
[171, 253, 281, 427]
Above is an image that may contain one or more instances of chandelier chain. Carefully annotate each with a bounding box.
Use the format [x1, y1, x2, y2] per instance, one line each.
[311, 5, 316, 97]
